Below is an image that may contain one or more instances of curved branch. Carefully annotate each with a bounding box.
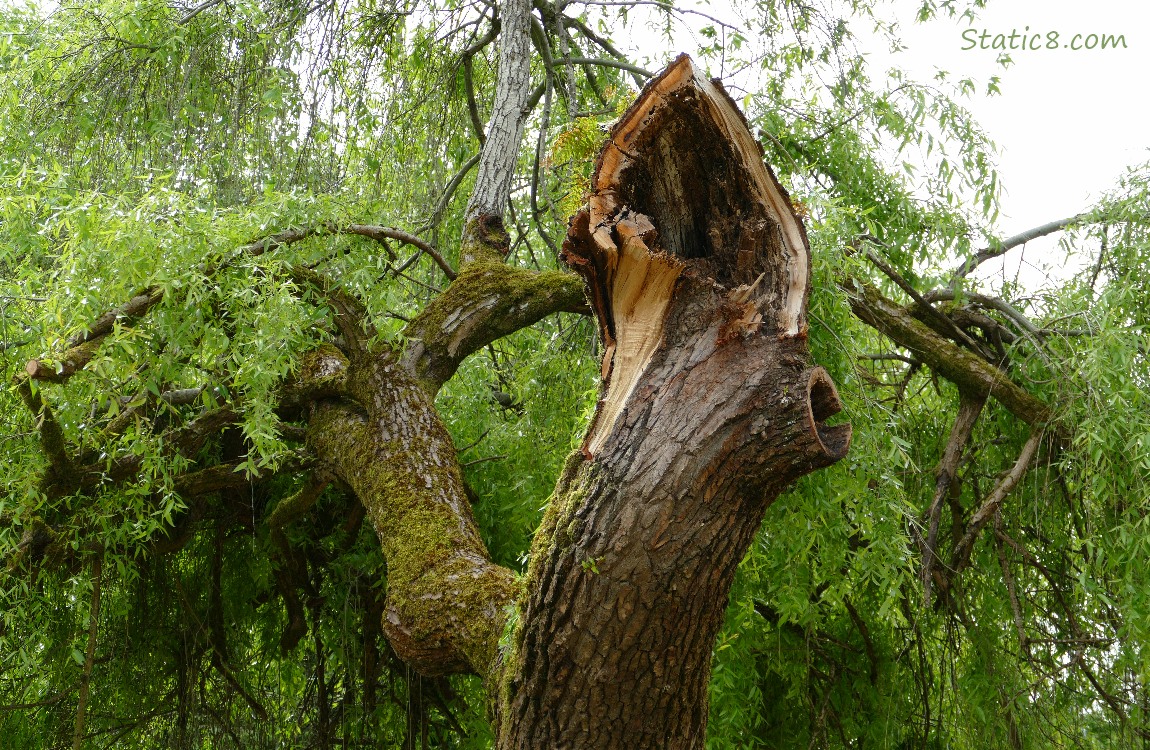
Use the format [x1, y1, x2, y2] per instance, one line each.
[289, 266, 378, 355]
[952, 214, 1085, 282]
[462, 58, 487, 145]
[923, 288, 1040, 336]
[344, 224, 457, 280]
[421, 154, 482, 235]
[303, 350, 517, 678]
[401, 254, 588, 392]
[561, 15, 647, 87]
[951, 429, 1044, 575]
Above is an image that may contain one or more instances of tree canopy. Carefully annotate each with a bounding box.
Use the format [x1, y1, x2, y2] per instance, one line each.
[1, 0, 1149, 747]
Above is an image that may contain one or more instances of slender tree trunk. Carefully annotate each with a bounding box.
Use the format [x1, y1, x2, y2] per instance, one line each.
[494, 56, 850, 748]
[465, 0, 533, 226]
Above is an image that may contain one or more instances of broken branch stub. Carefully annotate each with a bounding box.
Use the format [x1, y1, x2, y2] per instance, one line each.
[562, 53, 840, 462]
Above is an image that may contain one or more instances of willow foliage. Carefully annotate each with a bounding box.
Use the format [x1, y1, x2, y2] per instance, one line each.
[1, 0, 1148, 747]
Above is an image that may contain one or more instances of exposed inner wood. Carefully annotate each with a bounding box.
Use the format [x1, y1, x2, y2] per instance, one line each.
[588, 54, 810, 336]
[564, 54, 816, 457]
[577, 210, 683, 456]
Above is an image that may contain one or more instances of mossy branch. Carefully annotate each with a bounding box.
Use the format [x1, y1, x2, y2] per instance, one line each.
[26, 287, 164, 383]
[846, 279, 1054, 428]
[307, 353, 518, 678]
[403, 217, 588, 392]
[16, 377, 73, 483]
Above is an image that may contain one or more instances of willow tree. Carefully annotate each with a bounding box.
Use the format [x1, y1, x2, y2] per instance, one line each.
[2, 0, 1150, 748]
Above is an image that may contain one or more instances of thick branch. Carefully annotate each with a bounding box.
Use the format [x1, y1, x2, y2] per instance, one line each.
[16, 378, 73, 483]
[26, 287, 164, 382]
[74, 405, 241, 493]
[846, 279, 1053, 427]
[466, 0, 533, 220]
[401, 220, 589, 392]
[301, 347, 516, 678]
[498, 54, 849, 749]
[861, 247, 983, 355]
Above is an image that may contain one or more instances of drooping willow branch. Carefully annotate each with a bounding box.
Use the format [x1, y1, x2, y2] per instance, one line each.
[24, 221, 451, 384]
[950, 429, 1044, 576]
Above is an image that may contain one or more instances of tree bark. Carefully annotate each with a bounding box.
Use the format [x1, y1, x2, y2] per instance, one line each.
[465, 0, 533, 226]
[301, 345, 518, 678]
[493, 55, 851, 749]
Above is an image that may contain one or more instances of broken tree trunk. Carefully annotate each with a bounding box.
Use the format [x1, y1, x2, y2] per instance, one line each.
[494, 55, 851, 749]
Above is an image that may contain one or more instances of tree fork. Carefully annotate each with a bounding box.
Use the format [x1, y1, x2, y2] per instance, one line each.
[495, 55, 851, 748]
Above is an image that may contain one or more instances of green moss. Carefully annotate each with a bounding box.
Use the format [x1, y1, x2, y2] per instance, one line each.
[403, 260, 586, 391]
[306, 363, 518, 679]
[490, 451, 598, 731]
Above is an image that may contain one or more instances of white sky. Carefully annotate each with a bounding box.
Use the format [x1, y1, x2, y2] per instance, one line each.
[862, 0, 1150, 287]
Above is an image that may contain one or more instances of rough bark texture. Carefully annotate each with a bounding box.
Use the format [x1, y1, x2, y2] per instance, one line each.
[301, 345, 518, 677]
[465, 0, 533, 226]
[494, 55, 851, 749]
[402, 217, 588, 392]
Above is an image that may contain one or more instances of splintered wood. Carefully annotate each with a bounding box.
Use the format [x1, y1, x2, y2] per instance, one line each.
[562, 54, 814, 457]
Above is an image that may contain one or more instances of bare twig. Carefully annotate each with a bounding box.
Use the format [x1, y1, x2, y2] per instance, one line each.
[460, 454, 507, 467]
[951, 429, 1044, 575]
[422, 154, 482, 234]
